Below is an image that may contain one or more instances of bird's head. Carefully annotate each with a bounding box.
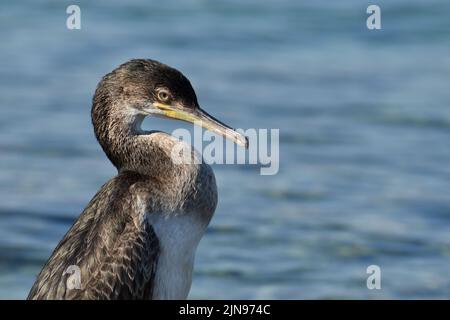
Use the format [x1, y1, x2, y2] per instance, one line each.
[95, 59, 248, 148]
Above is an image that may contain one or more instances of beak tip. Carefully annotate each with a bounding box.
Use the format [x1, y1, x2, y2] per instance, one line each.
[237, 135, 249, 149]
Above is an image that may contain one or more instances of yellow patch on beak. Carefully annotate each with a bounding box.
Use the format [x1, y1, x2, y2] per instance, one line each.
[152, 102, 248, 148]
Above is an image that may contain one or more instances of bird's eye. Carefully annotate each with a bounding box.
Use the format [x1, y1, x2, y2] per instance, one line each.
[157, 89, 170, 102]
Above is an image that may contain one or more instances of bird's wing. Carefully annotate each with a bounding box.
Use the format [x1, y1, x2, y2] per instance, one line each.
[28, 172, 160, 300]
[75, 217, 159, 299]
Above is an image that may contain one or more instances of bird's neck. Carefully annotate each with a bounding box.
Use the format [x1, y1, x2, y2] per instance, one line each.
[92, 101, 177, 178]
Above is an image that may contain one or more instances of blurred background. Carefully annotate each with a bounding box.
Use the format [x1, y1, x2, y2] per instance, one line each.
[1, 0, 450, 299]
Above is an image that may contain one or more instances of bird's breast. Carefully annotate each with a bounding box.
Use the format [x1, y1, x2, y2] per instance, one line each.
[146, 212, 208, 299]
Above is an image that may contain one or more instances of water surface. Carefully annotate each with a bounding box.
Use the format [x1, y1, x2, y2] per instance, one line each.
[1, 0, 450, 299]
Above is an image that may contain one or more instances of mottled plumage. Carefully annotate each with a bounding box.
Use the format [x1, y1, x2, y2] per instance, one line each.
[28, 60, 229, 300]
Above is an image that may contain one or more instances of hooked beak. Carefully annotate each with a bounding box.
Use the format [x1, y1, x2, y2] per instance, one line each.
[153, 102, 248, 149]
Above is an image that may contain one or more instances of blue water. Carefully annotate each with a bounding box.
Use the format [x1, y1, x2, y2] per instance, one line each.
[1, 0, 450, 299]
